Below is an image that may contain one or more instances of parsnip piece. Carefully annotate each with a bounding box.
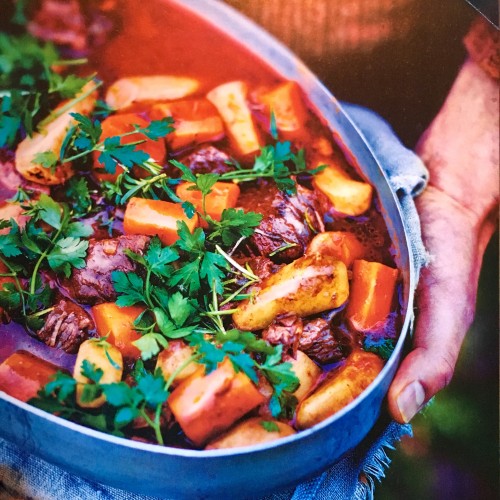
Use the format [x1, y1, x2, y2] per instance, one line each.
[296, 350, 384, 429]
[205, 417, 296, 450]
[285, 351, 322, 402]
[73, 339, 123, 409]
[313, 165, 373, 216]
[105, 75, 199, 110]
[15, 82, 97, 185]
[206, 80, 261, 156]
[155, 340, 201, 387]
[233, 254, 349, 331]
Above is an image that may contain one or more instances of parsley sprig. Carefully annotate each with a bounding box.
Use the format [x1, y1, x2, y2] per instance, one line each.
[0, 194, 91, 324]
[31, 359, 172, 445]
[0, 33, 91, 147]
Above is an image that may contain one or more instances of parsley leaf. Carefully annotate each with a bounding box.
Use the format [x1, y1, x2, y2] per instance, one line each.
[207, 208, 262, 246]
[112, 271, 146, 307]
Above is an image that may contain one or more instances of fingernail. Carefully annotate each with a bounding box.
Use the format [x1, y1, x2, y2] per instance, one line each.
[396, 381, 426, 423]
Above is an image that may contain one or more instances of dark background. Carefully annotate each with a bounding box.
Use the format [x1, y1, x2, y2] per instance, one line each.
[225, 0, 499, 498]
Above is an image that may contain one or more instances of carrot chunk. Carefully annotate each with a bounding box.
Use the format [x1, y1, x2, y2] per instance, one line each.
[168, 358, 265, 446]
[258, 82, 308, 136]
[176, 181, 240, 222]
[123, 197, 198, 246]
[346, 260, 399, 331]
[92, 303, 145, 359]
[151, 99, 224, 151]
[0, 351, 59, 402]
[93, 113, 166, 183]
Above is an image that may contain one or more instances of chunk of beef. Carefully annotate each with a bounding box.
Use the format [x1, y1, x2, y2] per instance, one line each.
[27, 0, 120, 53]
[239, 182, 324, 262]
[63, 234, 150, 305]
[237, 256, 278, 282]
[37, 299, 94, 353]
[299, 318, 345, 364]
[177, 145, 233, 176]
[262, 314, 302, 355]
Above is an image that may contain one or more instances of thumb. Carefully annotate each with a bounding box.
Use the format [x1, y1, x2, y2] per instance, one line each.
[388, 188, 487, 423]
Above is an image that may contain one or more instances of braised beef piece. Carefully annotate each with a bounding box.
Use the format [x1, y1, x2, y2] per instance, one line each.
[63, 234, 149, 305]
[299, 318, 346, 364]
[27, 0, 120, 53]
[262, 314, 303, 355]
[176, 146, 234, 176]
[238, 256, 278, 281]
[238, 182, 324, 262]
[36, 299, 94, 353]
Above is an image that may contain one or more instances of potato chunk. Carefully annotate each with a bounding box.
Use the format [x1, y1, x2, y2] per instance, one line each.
[313, 165, 373, 216]
[15, 82, 97, 185]
[285, 351, 322, 402]
[305, 231, 366, 268]
[296, 349, 384, 429]
[105, 75, 199, 110]
[206, 81, 261, 156]
[205, 417, 296, 450]
[155, 340, 201, 387]
[232, 254, 349, 331]
[73, 338, 123, 408]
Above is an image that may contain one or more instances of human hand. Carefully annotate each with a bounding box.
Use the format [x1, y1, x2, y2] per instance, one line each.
[388, 57, 499, 423]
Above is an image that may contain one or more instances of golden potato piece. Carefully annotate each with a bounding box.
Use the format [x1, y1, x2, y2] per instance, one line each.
[285, 351, 322, 402]
[305, 231, 366, 268]
[206, 80, 261, 156]
[296, 349, 384, 429]
[155, 340, 202, 387]
[232, 254, 349, 331]
[205, 417, 296, 449]
[105, 75, 199, 110]
[313, 165, 373, 216]
[15, 82, 97, 185]
[73, 339, 123, 409]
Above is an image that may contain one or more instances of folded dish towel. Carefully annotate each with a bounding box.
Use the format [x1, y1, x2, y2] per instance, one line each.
[0, 104, 428, 500]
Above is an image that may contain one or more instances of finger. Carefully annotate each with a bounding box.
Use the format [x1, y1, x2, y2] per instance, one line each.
[388, 188, 483, 423]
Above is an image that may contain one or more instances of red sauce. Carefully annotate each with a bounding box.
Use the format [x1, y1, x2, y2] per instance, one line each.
[91, 0, 281, 92]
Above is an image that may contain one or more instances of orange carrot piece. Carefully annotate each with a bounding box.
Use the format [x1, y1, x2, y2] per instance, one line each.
[123, 197, 198, 246]
[0, 351, 59, 402]
[168, 358, 265, 446]
[346, 260, 399, 331]
[151, 99, 224, 151]
[92, 113, 166, 183]
[306, 231, 366, 267]
[176, 181, 240, 222]
[92, 302, 145, 359]
[258, 81, 308, 136]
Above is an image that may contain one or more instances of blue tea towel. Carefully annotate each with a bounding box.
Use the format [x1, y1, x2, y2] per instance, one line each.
[0, 104, 429, 500]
